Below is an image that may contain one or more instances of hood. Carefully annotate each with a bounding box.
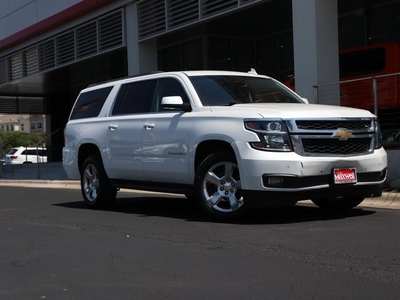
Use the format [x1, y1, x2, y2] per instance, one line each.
[209, 103, 375, 119]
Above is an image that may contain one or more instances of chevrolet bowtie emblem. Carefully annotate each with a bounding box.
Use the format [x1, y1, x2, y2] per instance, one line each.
[334, 129, 353, 140]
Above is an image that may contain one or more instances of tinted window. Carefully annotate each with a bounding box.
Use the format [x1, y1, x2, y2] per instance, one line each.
[70, 86, 113, 120]
[112, 80, 156, 115]
[7, 149, 18, 155]
[190, 76, 303, 106]
[152, 78, 190, 112]
[27, 150, 38, 156]
[339, 48, 386, 78]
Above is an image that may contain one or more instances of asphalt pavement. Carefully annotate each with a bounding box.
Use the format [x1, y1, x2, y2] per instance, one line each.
[1, 179, 399, 210]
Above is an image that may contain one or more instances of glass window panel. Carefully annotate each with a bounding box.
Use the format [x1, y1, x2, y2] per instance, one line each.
[367, 2, 400, 44]
[152, 78, 189, 112]
[257, 36, 279, 75]
[339, 14, 366, 50]
[209, 37, 232, 70]
[232, 39, 255, 72]
[112, 80, 156, 115]
[70, 86, 113, 120]
[183, 38, 204, 70]
[161, 44, 182, 71]
[338, 0, 365, 15]
[279, 32, 294, 72]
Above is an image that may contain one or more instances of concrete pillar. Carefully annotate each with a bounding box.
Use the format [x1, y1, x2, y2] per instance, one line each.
[292, 0, 339, 105]
[125, 3, 158, 76]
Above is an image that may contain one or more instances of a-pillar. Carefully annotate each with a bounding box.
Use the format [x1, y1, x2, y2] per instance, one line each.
[125, 2, 158, 76]
[292, 0, 340, 105]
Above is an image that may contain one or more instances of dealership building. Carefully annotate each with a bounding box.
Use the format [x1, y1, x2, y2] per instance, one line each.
[0, 0, 399, 170]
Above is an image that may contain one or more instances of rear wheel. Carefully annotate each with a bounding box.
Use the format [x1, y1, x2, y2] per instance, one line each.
[194, 152, 245, 220]
[81, 156, 117, 208]
[311, 195, 365, 210]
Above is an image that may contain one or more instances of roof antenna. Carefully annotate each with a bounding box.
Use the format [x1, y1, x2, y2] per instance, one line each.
[248, 68, 257, 75]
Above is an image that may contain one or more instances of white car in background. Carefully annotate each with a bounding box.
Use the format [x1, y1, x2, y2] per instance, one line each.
[5, 147, 47, 165]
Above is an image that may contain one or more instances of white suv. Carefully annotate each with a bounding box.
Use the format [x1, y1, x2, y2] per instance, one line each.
[63, 70, 387, 219]
[5, 146, 47, 164]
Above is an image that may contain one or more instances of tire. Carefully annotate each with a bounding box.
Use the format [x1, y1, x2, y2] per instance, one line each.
[194, 152, 245, 220]
[311, 195, 365, 211]
[80, 156, 117, 208]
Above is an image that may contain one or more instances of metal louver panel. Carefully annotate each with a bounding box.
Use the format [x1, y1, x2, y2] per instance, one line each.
[201, 0, 237, 17]
[168, 0, 199, 28]
[240, 0, 258, 4]
[0, 97, 45, 113]
[98, 10, 123, 51]
[23, 47, 38, 76]
[0, 97, 17, 112]
[17, 98, 46, 113]
[137, 0, 166, 40]
[56, 31, 75, 65]
[8, 53, 23, 80]
[38, 40, 55, 71]
[0, 59, 7, 84]
[0, 10, 125, 86]
[76, 22, 97, 59]
[137, 0, 263, 40]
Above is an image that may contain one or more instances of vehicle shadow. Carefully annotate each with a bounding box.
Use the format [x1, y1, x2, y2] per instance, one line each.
[54, 194, 376, 225]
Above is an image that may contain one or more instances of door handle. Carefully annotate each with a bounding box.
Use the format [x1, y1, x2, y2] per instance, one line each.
[144, 123, 155, 130]
[108, 124, 118, 130]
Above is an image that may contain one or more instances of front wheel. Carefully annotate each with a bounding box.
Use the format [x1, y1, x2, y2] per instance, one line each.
[194, 152, 245, 220]
[81, 156, 117, 208]
[311, 195, 365, 211]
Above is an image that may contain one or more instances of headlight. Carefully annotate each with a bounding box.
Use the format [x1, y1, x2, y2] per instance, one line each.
[374, 119, 382, 149]
[244, 120, 292, 151]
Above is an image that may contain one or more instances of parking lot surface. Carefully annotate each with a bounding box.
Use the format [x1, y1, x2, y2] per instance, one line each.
[1, 186, 400, 300]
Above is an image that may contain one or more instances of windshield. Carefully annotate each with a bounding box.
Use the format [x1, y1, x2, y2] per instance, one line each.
[189, 75, 303, 106]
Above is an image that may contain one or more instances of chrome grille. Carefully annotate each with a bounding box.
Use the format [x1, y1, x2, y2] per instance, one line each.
[288, 118, 376, 156]
[296, 120, 371, 130]
[302, 138, 372, 155]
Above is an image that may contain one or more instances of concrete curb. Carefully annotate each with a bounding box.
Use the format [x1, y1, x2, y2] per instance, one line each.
[1, 179, 399, 210]
[0, 179, 80, 189]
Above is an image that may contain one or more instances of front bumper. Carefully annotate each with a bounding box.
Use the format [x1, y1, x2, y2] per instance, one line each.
[233, 142, 387, 195]
[243, 182, 384, 207]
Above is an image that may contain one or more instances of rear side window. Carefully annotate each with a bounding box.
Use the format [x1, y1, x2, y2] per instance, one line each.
[70, 86, 113, 120]
[7, 149, 18, 155]
[25, 149, 46, 156]
[112, 80, 156, 115]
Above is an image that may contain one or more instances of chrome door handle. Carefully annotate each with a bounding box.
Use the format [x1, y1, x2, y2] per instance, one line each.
[108, 124, 118, 130]
[144, 123, 155, 130]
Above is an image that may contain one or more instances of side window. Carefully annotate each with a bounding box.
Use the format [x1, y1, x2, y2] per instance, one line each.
[152, 78, 190, 112]
[27, 150, 37, 156]
[70, 86, 113, 120]
[112, 80, 156, 115]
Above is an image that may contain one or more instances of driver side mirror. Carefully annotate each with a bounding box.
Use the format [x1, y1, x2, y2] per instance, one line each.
[161, 96, 191, 111]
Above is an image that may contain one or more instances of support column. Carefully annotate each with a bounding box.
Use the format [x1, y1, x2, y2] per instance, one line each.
[125, 3, 158, 76]
[292, 0, 339, 105]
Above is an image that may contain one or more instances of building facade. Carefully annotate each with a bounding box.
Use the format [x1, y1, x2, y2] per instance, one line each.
[0, 114, 46, 134]
[0, 0, 400, 162]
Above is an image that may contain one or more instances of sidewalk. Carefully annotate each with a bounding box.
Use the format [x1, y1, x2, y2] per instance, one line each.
[0, 179, 399, 210]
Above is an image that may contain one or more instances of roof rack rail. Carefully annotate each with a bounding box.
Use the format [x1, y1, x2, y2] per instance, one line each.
[87, 70, 165, 87]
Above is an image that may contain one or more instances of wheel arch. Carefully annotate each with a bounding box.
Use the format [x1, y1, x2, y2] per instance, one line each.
[78, 143, 102, 174]
[194, 140, 236, 173]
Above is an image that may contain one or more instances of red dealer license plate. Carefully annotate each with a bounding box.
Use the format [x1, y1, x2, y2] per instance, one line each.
[333, 168, 357, 184]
